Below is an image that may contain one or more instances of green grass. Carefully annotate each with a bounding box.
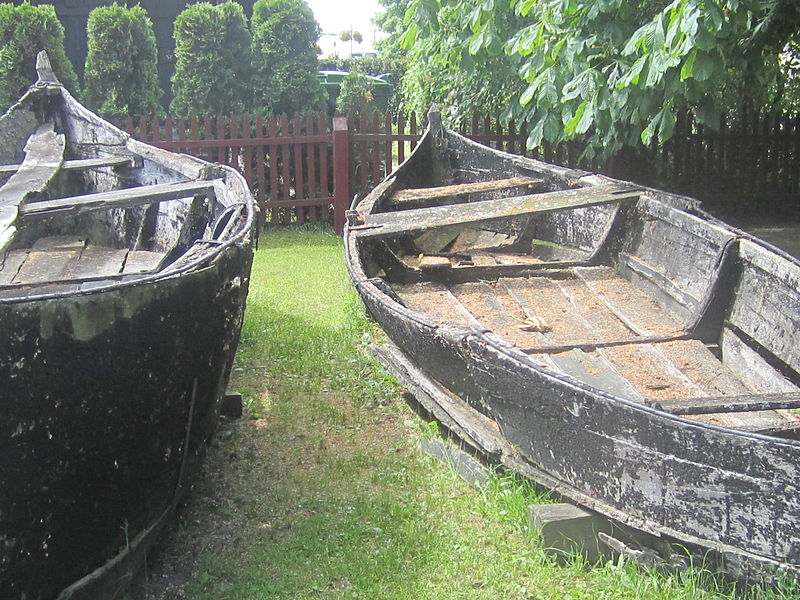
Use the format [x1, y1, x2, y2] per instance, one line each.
[139, 226, 800, 600]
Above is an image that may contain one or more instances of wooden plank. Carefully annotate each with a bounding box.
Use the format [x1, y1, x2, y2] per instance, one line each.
[306, 113, 317, 222]
[20, 180, 218, 220]
[268, 116, 279, 224]
[32, 236, 87, 251]
[293, 113, 305, 224]
[0, 122, 65, 235]
[65, 247, 129, 280]
[123, 250, 166, 274]
[650, 392, 800, 416]
[13, 248, 82, 284]
[319, 112, 330, 218]
[359, 185, 639, 239]
[0, 156, 132, 174]
[372, 111, 381, 186]
[280, 113, 291, 225]
[0, 250, 29, 285]
[392, 176, 545, 204]
[255, 116, 266, 225]
[519, 332, 692, 355]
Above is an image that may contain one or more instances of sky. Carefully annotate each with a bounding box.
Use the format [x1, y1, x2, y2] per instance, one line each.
[305, 0, 388, 58]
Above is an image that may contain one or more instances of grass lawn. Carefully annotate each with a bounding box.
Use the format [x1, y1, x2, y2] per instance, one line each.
[135, 226, 797, 600]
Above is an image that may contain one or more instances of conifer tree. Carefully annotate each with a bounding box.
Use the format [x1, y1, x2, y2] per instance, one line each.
[0, 3, 78, 109]
[84, 3, 163, 118]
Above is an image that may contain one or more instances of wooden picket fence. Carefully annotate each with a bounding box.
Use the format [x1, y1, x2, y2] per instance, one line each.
[116, 109, 800, 231]
[657, 111, 800, 216]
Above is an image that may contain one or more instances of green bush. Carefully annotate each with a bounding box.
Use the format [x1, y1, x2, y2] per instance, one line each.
[251, 0, 326, 115]
[0, 3, 78, 109]
[84, 3, 163, 118]
[170, 1, 252, 116]
[336, 71, 377, 114]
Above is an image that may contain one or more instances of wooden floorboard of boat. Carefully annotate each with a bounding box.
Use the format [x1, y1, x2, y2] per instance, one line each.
[0, 236, 168, 288]
[386, 261, 800, 432]
[13, 248, 83, 284]
[124, 250, 166, 274]
[65, 247, 129, 280]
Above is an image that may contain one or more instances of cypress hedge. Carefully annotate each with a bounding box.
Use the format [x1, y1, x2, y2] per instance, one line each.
[84, 3, 163, 118]
[251, 0, 326, 116]
[0, 3, 78, 109]
[170, 1, 253, 116]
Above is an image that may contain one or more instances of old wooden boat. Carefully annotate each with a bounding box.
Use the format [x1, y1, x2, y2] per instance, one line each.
[1, 54, 255, 599]
[345, 111, 800, 580]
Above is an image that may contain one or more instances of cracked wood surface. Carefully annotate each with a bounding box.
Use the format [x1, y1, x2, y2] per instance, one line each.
[390, 176, 544, 204]
[20, 180, 219, 220]
[0, 122, 64, 246]
[358, 185, 640, 239]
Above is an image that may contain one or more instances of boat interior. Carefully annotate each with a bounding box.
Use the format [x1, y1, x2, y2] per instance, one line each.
[0, 87, 242, 298]
[353, 131, 800, 438]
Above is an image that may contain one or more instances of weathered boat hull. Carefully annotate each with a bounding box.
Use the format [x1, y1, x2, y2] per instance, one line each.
[0, 54, 255, 599]
[2, 250, 251, 599]
[345, 114, 800, 580]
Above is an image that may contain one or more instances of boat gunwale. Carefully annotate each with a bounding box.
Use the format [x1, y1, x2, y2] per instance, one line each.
[0, 80, 256, 306]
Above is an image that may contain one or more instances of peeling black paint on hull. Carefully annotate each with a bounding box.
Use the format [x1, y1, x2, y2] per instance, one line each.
[0, 53, 257, 600]
[0, 247, 252, 600]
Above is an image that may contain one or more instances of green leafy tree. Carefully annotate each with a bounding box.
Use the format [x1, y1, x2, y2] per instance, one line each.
[374, 0, 411, 62]
[84, 3, 163, 118]
[0, 3, 78, 109]
[403, 0, 800, 158]
[170, 1, 252, 116]
[251, 0, 327, 115]
[376, 0, 520, 119]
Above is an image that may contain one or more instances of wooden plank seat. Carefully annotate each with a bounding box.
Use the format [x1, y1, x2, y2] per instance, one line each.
[648, 392, 800, 416]
[358, 184, 640, 239]
[19, 179, 219, 220]
[0, 156, 133, 175]
[390, 176, 545, 204]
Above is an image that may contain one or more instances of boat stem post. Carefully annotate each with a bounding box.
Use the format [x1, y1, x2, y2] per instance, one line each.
[333, 116, 351, 235]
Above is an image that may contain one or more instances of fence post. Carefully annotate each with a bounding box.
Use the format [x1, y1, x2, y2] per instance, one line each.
[332, 116, 351, 235]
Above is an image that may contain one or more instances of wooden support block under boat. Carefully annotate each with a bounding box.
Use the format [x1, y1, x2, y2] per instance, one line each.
[19, 179, 220, 220]
[356, 184, 640, 239]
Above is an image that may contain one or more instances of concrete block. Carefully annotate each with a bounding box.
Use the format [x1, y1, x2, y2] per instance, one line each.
[529, 503, 615, 564]
[221, 391, 243, 418]
[420, 436, 489, 488]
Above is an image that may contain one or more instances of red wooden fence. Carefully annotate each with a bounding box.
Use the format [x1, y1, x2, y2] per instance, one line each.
[117, 109, 800, 231]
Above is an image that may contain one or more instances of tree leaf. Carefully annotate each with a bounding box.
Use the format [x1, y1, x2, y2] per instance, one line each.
[680, 48, 697, 80]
